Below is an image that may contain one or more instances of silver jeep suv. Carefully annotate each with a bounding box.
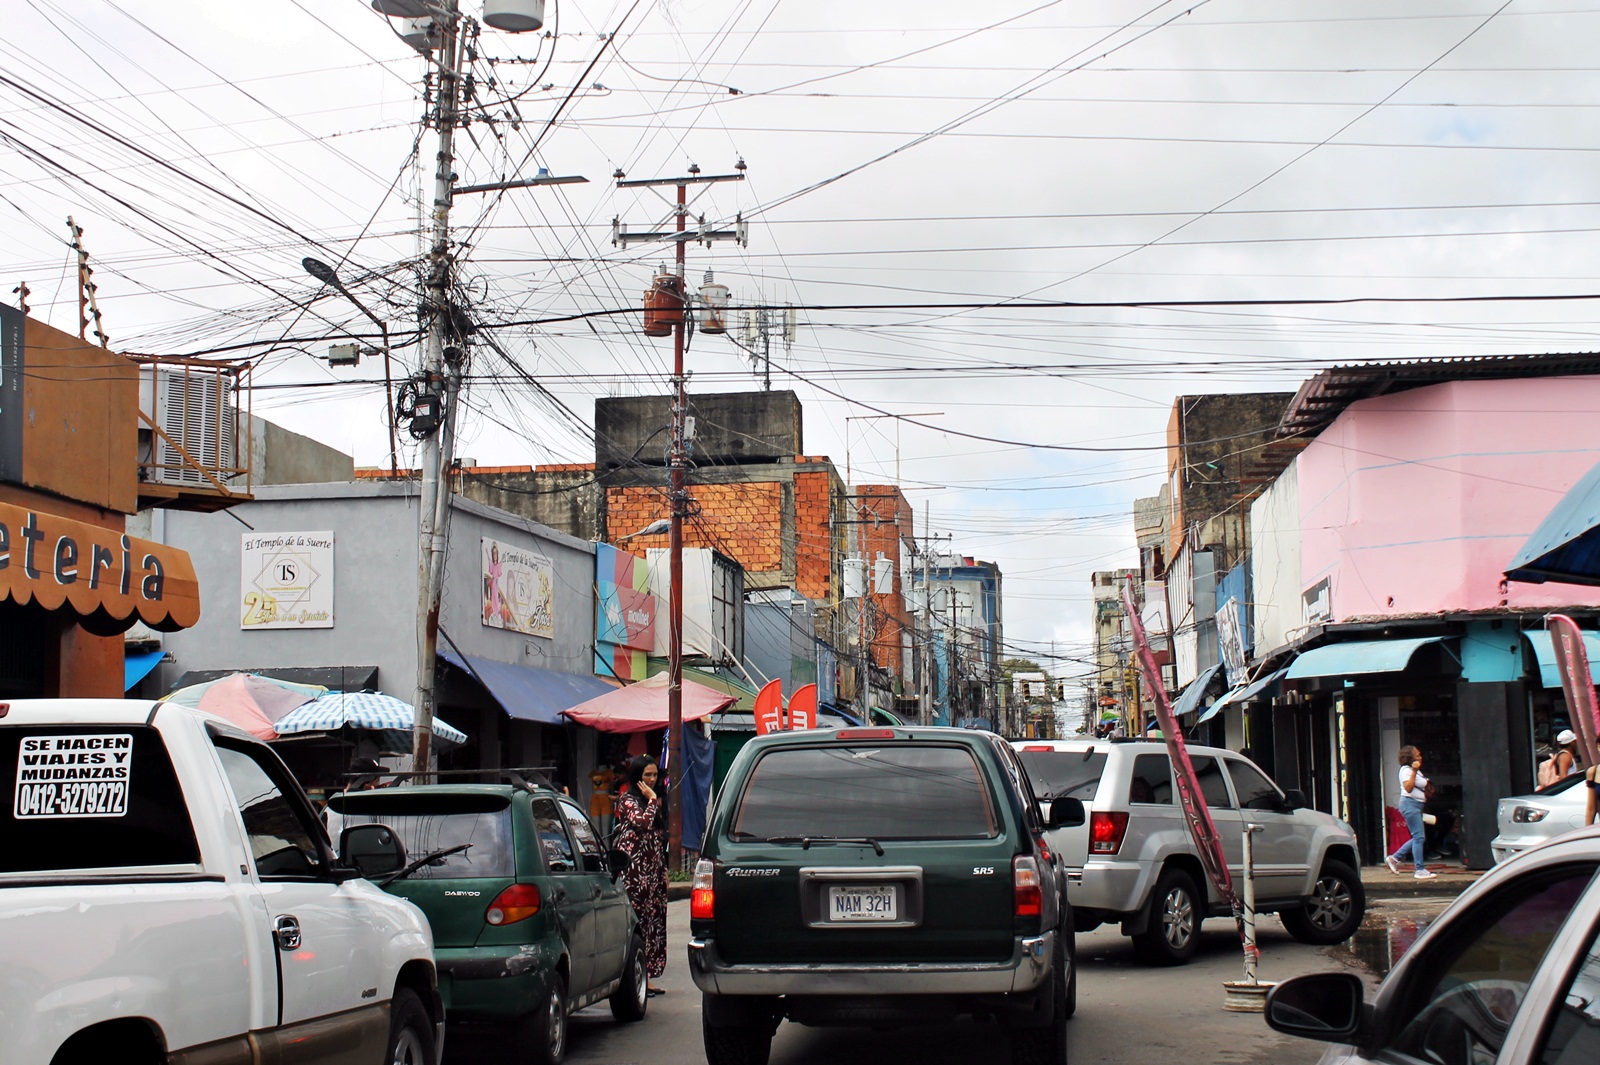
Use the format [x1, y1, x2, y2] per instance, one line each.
[1012, 738, 1363, 965]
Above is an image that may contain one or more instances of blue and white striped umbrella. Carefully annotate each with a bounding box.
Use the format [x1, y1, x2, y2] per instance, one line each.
[274, 691, 467, 746]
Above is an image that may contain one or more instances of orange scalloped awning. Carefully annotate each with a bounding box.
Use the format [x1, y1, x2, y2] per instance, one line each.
[0, 500, 199, 633]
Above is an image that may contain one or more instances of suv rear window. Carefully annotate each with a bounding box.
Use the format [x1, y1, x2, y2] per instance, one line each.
[1129, 754, 1174, 805]
[1015, 750, 1107, 802]
[330, 792, 515, 880]
[733, 744, 998, 840]
[0, 724, 200, 874]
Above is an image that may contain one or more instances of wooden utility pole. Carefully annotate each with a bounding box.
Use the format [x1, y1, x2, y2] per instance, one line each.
[613, 165, 747, 868]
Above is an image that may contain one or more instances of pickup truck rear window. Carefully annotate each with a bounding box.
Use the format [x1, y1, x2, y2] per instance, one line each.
[731, 744, 998, 840]
[0, 724, 200, 874]
[331, 794, 515, 880]
[1015, 750, 1107, 802]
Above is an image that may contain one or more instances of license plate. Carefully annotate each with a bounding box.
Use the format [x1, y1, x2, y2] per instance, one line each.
[828, 885, 897, 922]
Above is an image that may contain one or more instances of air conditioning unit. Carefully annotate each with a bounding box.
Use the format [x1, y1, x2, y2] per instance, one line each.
[138, 364, 237, 487]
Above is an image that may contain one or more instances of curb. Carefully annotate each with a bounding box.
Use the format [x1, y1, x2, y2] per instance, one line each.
[667, 882, 692, 901]
[1361, 865, 1482, 901]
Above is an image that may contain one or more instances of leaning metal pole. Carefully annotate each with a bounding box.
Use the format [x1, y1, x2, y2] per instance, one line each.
[413, 2, 462, 782]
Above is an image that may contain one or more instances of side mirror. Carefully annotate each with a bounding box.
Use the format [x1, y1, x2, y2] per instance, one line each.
[1045, 797, 1086, 829]
[1265, 973, 1366, 1043]
[1282, 788, 1308, 812]
[340, 824, 407, 879]
[608, 847, 632, 881]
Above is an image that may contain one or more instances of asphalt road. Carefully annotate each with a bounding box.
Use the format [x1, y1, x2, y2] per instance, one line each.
[446, 896, 1459, 1065]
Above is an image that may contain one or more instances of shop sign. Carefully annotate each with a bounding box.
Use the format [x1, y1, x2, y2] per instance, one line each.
[240, 532, 334, 629]
[0, 500, 199, 631]
[482, 536, 554, 639]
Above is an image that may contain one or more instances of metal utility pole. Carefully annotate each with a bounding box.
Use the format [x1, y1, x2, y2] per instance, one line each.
[922, 503, 933, 725]
[613, 165, 747, 868]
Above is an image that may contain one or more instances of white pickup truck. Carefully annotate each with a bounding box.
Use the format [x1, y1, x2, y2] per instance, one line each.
[0, 698, 443, 1065]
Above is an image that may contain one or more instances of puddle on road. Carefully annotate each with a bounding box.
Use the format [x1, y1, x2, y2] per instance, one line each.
[1329, 902, 1446, 977]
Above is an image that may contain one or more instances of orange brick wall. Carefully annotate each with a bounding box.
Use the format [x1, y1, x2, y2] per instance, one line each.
[857, 485, 913, 674]
[794, 470, 835, 601]
[607, 482, 785, 575]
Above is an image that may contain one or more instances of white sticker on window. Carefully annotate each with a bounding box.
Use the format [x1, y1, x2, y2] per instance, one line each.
[14, 733, 133, 819]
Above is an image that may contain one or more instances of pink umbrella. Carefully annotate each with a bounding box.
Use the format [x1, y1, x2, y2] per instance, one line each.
[561, 673, 736, 733]
[164, 673, 326, 740]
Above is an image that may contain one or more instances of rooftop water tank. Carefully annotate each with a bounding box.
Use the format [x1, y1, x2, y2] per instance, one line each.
[371, 0, 429, 17]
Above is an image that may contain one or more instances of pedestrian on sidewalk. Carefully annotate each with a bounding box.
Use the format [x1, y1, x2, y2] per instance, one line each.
[1386, 745, 1437, 880]
[615, 755, 669, 996]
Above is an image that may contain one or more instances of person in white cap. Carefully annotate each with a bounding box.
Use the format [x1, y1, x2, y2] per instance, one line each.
[1553, 729, 1580, 778]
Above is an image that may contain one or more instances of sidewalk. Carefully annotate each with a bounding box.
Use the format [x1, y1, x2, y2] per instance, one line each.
[1361, 861, 1482, 900]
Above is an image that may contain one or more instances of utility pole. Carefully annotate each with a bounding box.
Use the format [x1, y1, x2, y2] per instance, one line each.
[613, 164, 747, 868]
[922, 502, 932, 725]
[409, 2, 466, 781]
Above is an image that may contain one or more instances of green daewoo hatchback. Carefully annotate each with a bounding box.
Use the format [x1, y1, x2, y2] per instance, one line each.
[329, 781, 648, 1064]
[689, 727, 1080, 1065]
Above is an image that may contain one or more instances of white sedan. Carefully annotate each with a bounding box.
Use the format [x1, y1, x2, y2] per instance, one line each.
[1490, 774, 1590, 865]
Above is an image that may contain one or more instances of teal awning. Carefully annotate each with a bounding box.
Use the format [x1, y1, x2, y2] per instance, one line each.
[1521, 629, 1600, 689]
[1197, 666, 1289, 724]
[124, 649, 164, 691]
[1172, 663, 1223, 718]
[1284, 636, 1449, 680]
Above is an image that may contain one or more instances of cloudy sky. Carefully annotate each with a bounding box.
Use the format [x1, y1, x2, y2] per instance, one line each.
[5, 0, 1599, 687]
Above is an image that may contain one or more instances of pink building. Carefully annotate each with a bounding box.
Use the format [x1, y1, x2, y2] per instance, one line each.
[1246, 355, 1600, 869]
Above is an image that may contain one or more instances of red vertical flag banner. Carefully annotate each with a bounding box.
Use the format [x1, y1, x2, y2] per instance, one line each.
[787, 684, 817, 731]
[754, 679, 785, 735]
[1121, 579, 1242, 925]
[1547, 614, 1600, 769]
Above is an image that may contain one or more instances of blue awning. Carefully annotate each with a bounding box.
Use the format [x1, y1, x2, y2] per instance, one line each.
[1285, 636, 1449, 680]
[1506, 458, 1600, 585]
[1521, 629, 1600, 688]
[1172, 663, 1223, 719]
[439, 646, 616, 725]
[124, 649, 164, 691]
[1197, 666, 1289, 724]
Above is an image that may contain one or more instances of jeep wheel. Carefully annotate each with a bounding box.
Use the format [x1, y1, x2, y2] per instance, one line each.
[385, 989, 437, 1065]
[516, 972, 568, 1065]
[1010, 933, 1069, 1065]
[1281, 861, 1365, 945]
[610, 934, 649, 1022]
[702, 1012, 774, 1065]
[1132, 868, 1201, 966]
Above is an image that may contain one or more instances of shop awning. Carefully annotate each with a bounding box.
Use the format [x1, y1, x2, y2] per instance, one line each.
[0, 500, 199, 633]
[439, 645, 615, 725]
[561, 672, 737, 733]
[1522, 629, 1600, 688]
[1284, 636, 1448, 680]
[124, 649, 164, 690]
[1505, 458, 1600, 585]
[1197, 666, 1290, 724]
[1172, 663, 1223, 719]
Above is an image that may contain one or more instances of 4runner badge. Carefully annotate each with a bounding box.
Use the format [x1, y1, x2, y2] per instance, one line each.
[725, 868, 779, 877]
[973, 867, 994, 875]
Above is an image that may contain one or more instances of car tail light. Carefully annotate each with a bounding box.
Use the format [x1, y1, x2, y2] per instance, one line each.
[1013, 856, 1042, 918]
[690, 859, 715, 919]
[1089, 811, 1129, 855]
[1512, 806, 1549, 823]
[835, 729, 897, 740]
[485, 884, 541, 925]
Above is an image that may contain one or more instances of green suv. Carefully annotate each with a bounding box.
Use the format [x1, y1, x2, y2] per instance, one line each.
[329, 781, 648, 1064]
[688, 727, 1080, 1065]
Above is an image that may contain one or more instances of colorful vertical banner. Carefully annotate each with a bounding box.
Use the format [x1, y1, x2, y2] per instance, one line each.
[595, 543, 657, 681]
[787, 684, 817, 731]
[1547, 614, 1600, 768]
[1122, 578, 1241, 925]
[754, 679, 784, 735]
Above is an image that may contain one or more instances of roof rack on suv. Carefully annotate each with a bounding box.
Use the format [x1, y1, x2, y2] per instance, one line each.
[345, 766, 563, 792]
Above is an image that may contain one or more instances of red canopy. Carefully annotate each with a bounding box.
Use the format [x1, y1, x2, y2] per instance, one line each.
[561, 672, 737, 733]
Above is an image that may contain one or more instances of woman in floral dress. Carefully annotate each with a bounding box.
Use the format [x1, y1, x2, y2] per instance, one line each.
[614, 755, 668, 994]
